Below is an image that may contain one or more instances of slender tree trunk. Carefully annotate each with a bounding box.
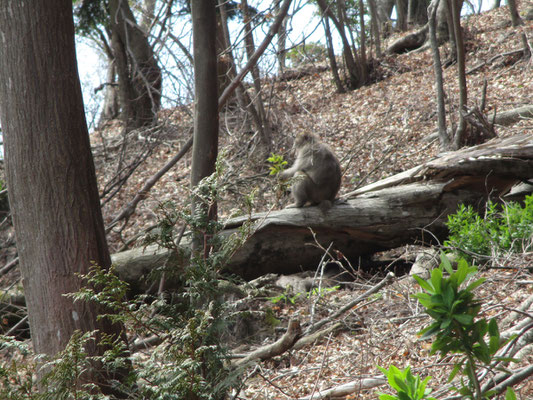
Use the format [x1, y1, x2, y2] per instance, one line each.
[358, 0, 369, 84]
[444, 0, 457, 60]
[408, 0, 416, 25]
[0, 0, 130, 395]
[215, 11, 234, 102]
[275, 0, 289, 73]
[97, 61, 120, 128]
[241, 0, 273, 149]
[217, 0, 292, 109]
[450, 0, 467, 149]
[428, 0, 450, 149]
[323, 17, 345, 93]
[506, 0, 530, 57]
[191, 0, 219, 253]
[217, 0, 265, 139]
[316, 0, 361, 89]
[368, 0, 383, 58]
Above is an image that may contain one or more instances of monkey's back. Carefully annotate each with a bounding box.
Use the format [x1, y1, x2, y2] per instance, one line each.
[303, 142, 341, 202]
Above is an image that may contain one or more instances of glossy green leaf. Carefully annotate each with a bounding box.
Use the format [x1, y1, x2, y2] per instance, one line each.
[465, 277, 486, 293]
[413, 275, 434, 293]
[454, 313, 473, 325]
[505, 387, 517, 400]
[440, 253, 453, 274]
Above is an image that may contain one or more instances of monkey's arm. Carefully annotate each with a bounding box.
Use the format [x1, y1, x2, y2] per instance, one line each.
[280, 150, 314, 178]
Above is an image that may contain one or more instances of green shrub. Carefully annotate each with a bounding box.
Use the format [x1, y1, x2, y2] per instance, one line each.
[377, 365, 436, 400]
[411, 254, 516, 399]
[0, 167, 252, 399]
[445, 195, 533, 261]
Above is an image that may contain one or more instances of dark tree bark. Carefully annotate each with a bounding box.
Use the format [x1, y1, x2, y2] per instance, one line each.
[396, 0, 408, 30]
[0, 0, 130, 395]
[109, 0, 162, 130]
[407, 0, 430, 26]
[191, 0, 219, 252]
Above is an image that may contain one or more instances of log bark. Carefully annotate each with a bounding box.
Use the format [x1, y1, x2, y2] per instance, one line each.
[112, 134, 533, 283]
[493, 105, 533, 126]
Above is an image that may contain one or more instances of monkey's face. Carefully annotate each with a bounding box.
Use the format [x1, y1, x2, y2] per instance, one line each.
[293, 132, 315, 150]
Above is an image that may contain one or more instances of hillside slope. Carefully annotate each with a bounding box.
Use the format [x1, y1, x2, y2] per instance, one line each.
[88, 8, 532, 397]
[94, 6, 532, 253]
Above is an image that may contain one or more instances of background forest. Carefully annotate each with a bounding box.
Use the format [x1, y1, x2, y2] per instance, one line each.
[0, 0, 531, 399]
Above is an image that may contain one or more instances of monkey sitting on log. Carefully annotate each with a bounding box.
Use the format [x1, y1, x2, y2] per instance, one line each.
[280, 132, 341, 212]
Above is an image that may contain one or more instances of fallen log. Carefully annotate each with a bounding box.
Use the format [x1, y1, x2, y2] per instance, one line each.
[112, 134, 533, 283]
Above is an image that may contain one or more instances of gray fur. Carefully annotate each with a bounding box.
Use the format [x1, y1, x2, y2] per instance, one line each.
[280, 132, 341, 212]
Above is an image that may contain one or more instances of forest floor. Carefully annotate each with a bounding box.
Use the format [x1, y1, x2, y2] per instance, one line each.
[0, 3, 532, 399]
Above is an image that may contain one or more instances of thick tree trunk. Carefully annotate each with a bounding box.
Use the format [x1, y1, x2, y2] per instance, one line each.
[0, 0, 129, 394]
[112, 134, 533, 283]
[191, 0, 219, 252]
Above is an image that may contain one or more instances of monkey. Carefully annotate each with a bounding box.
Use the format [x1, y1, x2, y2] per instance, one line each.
[280, 132, 341, 212]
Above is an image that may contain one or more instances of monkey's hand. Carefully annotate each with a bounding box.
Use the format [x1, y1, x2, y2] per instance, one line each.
[279, 168, 295, 179]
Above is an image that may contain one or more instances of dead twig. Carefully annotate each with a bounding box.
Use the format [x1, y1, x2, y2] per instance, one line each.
[232, 319, 301, 367]
[106, 136, 193, 232]
[0, 257, 18, 277]
[296, 377, 387, 400]
[466, 48, 525, 75]
[304, 272, 395, 335]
